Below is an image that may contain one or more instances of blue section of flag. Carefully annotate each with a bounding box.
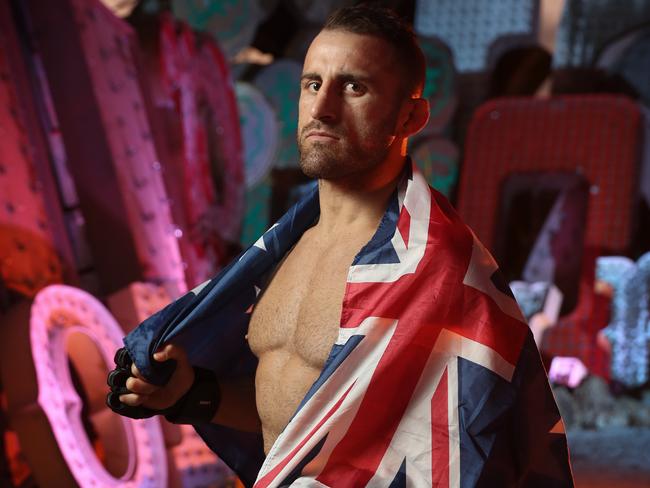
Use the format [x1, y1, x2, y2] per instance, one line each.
[457, 358, 515, 487]
[490, 269, 516, 300]
[459, 333, 574, 487]
[354, 194, 401, 265]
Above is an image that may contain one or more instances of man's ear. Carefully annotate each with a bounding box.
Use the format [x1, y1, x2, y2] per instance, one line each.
[397, 97, 430, 138]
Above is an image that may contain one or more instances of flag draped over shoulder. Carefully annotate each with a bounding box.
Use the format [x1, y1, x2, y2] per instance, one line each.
[123, 161, 574, 487]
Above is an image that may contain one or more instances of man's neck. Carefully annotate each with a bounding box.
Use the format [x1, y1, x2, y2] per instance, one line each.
[314, 153, 408, 239]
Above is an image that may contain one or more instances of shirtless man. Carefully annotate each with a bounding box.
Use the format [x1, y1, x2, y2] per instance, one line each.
[117, 5, 429, 455]
[111, 8, 575, 486]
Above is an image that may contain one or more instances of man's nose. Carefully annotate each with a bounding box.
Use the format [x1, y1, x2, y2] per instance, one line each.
[310, 85, 339, 122]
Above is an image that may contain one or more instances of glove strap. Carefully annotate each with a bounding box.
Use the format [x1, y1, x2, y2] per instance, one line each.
[163, 366, 221, 425]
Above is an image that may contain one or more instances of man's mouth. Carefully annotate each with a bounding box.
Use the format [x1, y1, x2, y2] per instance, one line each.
[305, 131, 340, 141]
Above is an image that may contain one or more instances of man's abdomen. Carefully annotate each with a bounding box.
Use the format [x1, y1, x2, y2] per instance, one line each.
[255, 349, 323, 454]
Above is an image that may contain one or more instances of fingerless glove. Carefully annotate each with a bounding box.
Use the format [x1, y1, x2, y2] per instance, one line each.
[106, 347, 220, 425]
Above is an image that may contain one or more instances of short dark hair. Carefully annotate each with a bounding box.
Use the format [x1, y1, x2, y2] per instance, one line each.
[324, 4, 426, 98]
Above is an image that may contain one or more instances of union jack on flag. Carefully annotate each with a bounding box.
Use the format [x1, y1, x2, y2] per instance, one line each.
[124, 161, 573, 487]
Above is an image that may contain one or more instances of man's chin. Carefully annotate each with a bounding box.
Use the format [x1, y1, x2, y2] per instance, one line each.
[298, 161, 345, 180]
[298, 145, 386, 180]
[298, 150, 349, 179]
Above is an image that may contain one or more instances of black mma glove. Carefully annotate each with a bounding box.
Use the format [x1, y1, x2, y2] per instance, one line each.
[106, 347, 158, 419]
[106, 347, 221, 424]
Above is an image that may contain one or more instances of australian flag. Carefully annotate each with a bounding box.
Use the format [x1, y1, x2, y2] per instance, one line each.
[123, 161, 574, 487]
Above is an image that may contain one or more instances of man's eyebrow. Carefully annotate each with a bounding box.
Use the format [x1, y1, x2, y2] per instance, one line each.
[300, 72, 372, 84]
[300, 73, 322, 82]
[337, 73, 371, 84]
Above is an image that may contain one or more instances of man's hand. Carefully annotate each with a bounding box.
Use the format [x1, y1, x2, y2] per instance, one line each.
[108, 344, 260, 430]
[118, 344, 195, 411]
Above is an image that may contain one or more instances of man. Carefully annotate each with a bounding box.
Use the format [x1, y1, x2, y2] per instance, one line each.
[108, 5, 573, 487]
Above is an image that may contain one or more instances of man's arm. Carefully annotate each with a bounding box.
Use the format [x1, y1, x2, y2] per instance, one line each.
[118, 344, 261, 432]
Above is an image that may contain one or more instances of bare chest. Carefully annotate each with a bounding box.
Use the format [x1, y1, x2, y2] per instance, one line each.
[248, 242, 357, 368]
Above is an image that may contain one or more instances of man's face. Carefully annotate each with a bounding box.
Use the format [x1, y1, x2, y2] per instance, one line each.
[297, 30, 408, 180]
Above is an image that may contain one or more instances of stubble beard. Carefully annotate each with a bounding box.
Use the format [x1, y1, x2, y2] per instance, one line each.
[297, 126, 393, 180]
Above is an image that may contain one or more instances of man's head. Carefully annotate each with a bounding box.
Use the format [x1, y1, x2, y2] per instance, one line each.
[297, 4, 429, 182]
[323, 5, 426, 98]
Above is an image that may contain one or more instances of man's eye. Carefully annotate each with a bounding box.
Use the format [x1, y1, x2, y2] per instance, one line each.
[306, 81, 320, 92]
[344, 82, 364, 94]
